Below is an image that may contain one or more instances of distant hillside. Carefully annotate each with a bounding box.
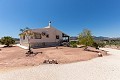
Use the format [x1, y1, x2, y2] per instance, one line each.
[70, 37, 78, 41]
[13, 38, 20, 44]
[93, 36, 110, 40]
[13, 38, 20, 41]
[93, 36, 120, 41]
[70, 36, 120, 41]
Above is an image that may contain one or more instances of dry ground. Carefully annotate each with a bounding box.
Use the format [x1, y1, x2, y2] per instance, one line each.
[0, 48, 119, 80]
[0, 46, 107, 68]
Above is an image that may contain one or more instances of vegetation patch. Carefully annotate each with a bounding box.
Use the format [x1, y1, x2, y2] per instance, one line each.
[0, 36, 15, 47]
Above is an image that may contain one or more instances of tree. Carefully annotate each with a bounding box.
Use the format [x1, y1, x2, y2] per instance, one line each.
[0, 36, 15, 47]
[19, 27, 34, 54]
[78, 29, 94, 50]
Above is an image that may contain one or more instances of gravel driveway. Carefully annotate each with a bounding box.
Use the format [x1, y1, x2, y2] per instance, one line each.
[0, 48, 120, 80]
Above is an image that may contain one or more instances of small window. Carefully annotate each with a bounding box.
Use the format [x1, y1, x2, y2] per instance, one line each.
[31, 36, 34, 39]
[56, 35, 59, 39]
[46, 34, 49, 38]
[42, 32, 46, 36]
[23, 36, 25, 40]
[35, 33, 42, 39]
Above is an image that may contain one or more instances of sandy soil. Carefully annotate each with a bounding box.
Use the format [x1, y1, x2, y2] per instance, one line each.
[0, 45, 105, 68]
[0, 48, 119, 80]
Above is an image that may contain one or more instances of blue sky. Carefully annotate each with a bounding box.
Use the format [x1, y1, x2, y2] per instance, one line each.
[0, 0, 120, 38]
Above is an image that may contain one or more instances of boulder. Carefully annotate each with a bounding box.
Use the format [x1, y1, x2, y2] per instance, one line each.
[98, 52, 103, 57]
[43, 59, 58, 64]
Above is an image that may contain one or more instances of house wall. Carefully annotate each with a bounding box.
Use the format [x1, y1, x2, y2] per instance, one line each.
[30, 27, 63, 43]
[20, 36, 29, 46]
[20, 27, 63, 48]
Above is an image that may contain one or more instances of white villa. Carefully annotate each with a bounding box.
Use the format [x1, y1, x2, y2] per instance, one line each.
[20, 22, 69, 48]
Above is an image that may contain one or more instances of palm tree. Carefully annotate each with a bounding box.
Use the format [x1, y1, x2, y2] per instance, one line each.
[19, 27, 34, 54]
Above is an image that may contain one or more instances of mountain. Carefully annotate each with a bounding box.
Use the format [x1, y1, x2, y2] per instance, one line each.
[70, 37, 78, 41]
[93, 36, 110, 40]
[70, 36, 120, 41]
[13, 38, 20, 41]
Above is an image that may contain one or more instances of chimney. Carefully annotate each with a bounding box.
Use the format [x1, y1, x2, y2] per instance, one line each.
[49, 21, 51, 26]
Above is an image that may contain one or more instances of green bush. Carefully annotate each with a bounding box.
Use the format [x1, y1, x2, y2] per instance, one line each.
[0, 36, 15, 47]
[71, 44, 77, 48]
[70, 41, 77, 45]
[92, 42, 99, 49]
[70, 41, 77, 48]
[98, 42, 106, 47]
[78, 29, 94, 48]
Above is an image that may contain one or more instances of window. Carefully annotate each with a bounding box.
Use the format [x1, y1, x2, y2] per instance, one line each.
[31, 36, 34, 39]
[23, 36, 25, 40]
[42, 32, 46, 36]
[46, 34, 49, 38]
[56, 35, 59, 39]
[35, 33, 42, 39]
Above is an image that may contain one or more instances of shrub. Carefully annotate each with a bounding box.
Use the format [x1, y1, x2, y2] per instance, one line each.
[92, 42, 99, 49]
[97, 42, 106, 48]
[70, 41, 77, 48]
[0, 36, 15, 47]
[78, 29, 94, 50]
[72, 44, 77, 48]
[70, 41, 77, 45]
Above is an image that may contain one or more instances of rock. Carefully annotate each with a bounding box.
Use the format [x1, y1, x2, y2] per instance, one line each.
[43, 59, 58, 64]
[98, 52, 103, 57]
[56, 46, 58, 49]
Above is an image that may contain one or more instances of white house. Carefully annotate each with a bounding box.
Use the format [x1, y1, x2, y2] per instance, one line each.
[20, 22, 69, 48]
